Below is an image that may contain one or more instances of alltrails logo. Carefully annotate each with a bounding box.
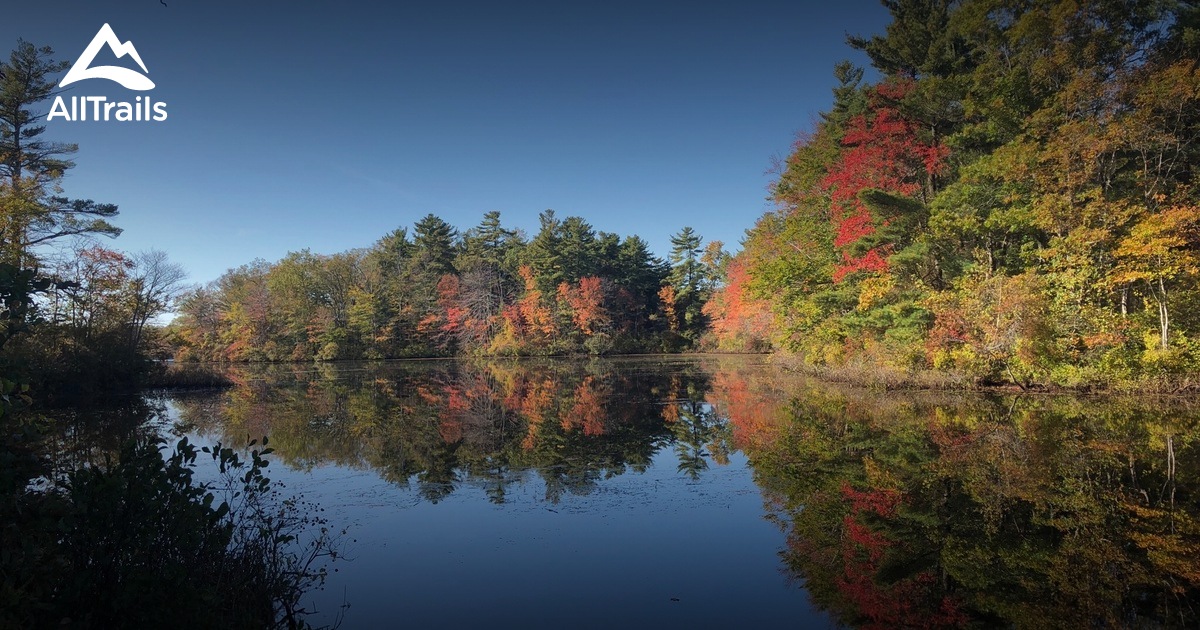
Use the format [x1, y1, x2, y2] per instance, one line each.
[47, 24, 168, 122]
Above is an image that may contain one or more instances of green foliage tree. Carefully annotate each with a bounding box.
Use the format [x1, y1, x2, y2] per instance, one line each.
[667, 227, 709, 341]
[412, 213, 458, 277]
[459, 210, 521, 271]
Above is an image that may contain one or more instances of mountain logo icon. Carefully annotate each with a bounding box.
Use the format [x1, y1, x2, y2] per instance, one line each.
[60, 24, 155, 91]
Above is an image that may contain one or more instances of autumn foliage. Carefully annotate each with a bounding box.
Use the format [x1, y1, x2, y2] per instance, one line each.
[823, 80, 947, 282]
[707, 1, 1200, 388]
[173, 213, 725, 360]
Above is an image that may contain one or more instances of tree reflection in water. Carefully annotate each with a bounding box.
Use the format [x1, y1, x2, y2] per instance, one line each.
[173, 359, 722, 504]
[716, 363, 1200, 629]
[173, 357, 1200, 627]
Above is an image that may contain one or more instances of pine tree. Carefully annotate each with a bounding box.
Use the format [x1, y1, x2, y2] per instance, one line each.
[411, 213, 458, 277]
[0, 40, 120, 266]
[460, 210, 518, 271]
[667, 227, 707, 341]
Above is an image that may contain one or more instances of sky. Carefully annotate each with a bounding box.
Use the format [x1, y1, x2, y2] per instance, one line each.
[3, 0, 889, 286]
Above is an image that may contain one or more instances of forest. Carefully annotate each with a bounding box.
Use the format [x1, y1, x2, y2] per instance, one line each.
[704, 0, 1200, 389]
[168, 213, 728, 361]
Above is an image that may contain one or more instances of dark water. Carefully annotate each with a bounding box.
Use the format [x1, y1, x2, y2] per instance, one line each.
[69, 356, 1200, 628]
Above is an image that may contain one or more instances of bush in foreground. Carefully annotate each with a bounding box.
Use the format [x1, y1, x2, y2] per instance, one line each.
[1, 435, 342, 630]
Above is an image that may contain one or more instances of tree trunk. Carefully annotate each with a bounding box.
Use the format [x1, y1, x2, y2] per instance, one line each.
[1158, 277, 1169, 350]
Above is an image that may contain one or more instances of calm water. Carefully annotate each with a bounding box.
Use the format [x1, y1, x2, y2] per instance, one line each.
[65, 356, 1200, 628]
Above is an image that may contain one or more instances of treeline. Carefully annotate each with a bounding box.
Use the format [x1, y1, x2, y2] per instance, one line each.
[172, 212, 728, 361]
[707, 0, 1200, 388]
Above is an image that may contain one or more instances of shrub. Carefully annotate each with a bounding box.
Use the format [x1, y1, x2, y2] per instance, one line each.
[1, 436, 342, 630]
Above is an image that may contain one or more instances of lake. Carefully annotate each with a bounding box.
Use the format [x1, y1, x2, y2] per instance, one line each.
[67, 355, 1200, 628]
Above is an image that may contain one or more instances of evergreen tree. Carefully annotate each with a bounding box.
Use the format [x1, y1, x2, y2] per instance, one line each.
[524, 209, 565, 292]
[668, 227, 707, 341]
[411, 213, 458, 277]
[558, 216, 599, 283]
[0, 40, 119, 267]
[460, 210, 519, 271]
[372, 228, 413, 278]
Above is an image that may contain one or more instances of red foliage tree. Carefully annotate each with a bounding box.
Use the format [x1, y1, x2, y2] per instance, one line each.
[517, 265, 556, 340]
[560, 276, 610, 336]
[703, 258, 774, 350]
[821, 79, 948, 282]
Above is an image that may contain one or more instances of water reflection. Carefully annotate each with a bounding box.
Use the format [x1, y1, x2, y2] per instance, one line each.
[45, 395, 172, 477]
[729, 379, 1200, 629]
[173, 359, 728, 504]
[169, 357, 1200, 627]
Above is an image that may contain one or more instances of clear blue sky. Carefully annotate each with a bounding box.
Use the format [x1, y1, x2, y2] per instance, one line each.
[3, 0, 888, 285]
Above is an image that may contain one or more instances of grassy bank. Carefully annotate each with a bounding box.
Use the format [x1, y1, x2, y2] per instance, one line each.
[769, 353, 1200, 395]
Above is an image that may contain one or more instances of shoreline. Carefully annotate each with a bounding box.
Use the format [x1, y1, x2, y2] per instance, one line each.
[767, 353, 1200, 397]
[151, 352, 1200, 398]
